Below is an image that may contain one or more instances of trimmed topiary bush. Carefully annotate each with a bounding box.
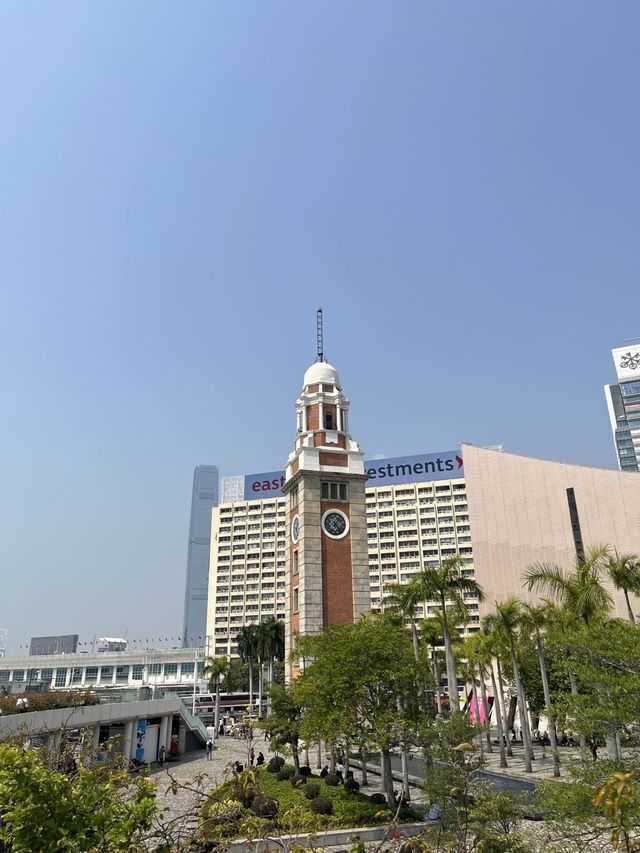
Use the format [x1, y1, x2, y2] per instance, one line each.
[299, 765, 312, 776]
[344, 777, 360, 794]
[233, 783, 259, 808]
[267, 756, 285, 773]
[277, 765, 295, 781]
[309, 797, 333, 815]
[290, 773, 306, 789]
[369, 792, 386, 805]
[323, 772, 340, 787]
[303, 783, 320, 799]
[252, 795, 279, 819]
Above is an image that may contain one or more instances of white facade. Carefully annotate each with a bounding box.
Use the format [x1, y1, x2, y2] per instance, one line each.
[605, 347, 640, 472]
[207, 498, 287, 656]
[0, 647, 206, 692]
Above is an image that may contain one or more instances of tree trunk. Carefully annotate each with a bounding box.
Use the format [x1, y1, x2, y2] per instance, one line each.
[495, 658, 513, 757]
[397, 697, 411, 802]
[267, 658, 274, 713]
[381, 748, 395, 809]
[477, 665, 493, 753]
[329, 739, 336, 774]
[411, 621, 420, 660]
[248, 660, 254, 714]
[345, 739, 350, 779]
[433, 655, 443, 715]
[471, 678, 484, 756]
[360, 745, 368, 786]
[257, 661, 263, 717]
[441, 604, 458, 711]
[568, 668, 587, 759]
[489, 664, 508, 768]
[536, 635, 560, 777]
[292, 741, 300, 772]
[214, 680, 221, 737]
[510, 646, 533, 773]
[317, 742, 322, 769]
[623, 587, 635, 624]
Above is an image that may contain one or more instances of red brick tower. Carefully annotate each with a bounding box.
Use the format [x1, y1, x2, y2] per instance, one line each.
[283, 324, 370, 678]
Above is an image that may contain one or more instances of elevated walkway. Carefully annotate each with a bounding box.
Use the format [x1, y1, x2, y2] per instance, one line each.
[0, 696, 208, 745]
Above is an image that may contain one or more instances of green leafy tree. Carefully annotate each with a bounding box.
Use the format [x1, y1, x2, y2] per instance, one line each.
[0, 743, 157, 852]
[259, 682, 303, 771]
[296, 613, 422, 808]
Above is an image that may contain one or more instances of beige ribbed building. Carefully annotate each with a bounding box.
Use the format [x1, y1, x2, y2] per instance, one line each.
[462, 444, 640, 619]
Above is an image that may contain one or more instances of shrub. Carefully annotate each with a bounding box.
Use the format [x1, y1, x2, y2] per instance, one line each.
[299, 765, 312, 776]
[201, 798, 246, 835]
[277, 765, 295, 781]
[303, 783, 320, 799]
[267, 756, 285, 773]
[344, 777, 360, 794]
[323, 772, 340, 787]
[369, 792, 386, 805]
[232, 782, 259, 808]
[290, 773, 306, 789]
[252, 794, 279, 819]
[309, 797, 333, 815]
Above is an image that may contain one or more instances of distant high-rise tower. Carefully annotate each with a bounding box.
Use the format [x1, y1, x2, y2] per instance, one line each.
[182, 465, 219, 647]
[605, 344, 640, 472]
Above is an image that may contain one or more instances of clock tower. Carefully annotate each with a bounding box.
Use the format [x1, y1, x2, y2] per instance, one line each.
[283, 318, 370, 678]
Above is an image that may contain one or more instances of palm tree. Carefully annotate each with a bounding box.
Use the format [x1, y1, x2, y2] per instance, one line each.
[485, 599, 533, 773]
[202, 655, 229, 736]
[461, 633, 494, 755]
[383, 578, 424, 660]
[476, 628, 509, 767]
[235, 624, 258, 713]
[260, 617, 285, 711]
[524, 545, 612, 627]
[606, 552, 640, 624]
[520, 602, 560, 777]
[420, 617, 445, 715]
[417, 556, 485, 709]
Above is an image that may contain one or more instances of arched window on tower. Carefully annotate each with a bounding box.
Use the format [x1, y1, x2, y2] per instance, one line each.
[324, 411, 334, 430]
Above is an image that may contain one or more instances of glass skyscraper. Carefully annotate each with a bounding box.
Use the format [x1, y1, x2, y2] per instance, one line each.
[182, 465, 219, 647]
[605, 345, 640, 472]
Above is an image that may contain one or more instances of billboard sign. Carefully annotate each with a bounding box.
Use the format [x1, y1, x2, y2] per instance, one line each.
[242, 451, 463, 500]
[613, 346, 640, 382]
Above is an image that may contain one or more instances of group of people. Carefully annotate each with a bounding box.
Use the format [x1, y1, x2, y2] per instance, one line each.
[233, 749, 265, 773]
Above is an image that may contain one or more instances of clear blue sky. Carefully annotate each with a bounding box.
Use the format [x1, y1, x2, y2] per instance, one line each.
[1, 2, 638, 653]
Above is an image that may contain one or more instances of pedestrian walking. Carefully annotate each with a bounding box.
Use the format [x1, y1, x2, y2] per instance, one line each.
[249, 747, 255, 766]
[158, 745, 165, 768]
[336, 761, 344, 784]
[206, 738, 213, 760]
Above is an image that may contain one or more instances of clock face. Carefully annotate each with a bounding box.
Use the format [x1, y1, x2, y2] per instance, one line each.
[291, 515, 300, 544]
[321, 510, 349, 539]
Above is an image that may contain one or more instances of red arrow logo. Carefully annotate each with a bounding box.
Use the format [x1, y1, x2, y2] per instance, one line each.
[456, 455, 463, 468]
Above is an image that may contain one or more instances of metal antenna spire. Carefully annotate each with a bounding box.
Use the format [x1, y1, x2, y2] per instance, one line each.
[316, 307, 324, 362]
